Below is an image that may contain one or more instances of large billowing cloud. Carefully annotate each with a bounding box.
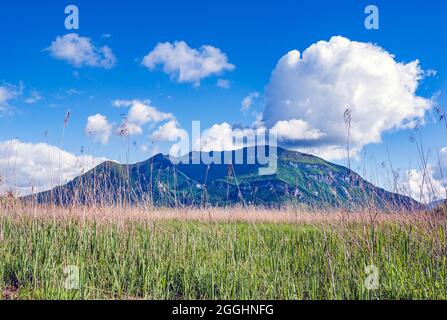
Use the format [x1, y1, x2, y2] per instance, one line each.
[142, 41, 235, 85]
[263, 36, 433, 160]
[46, 33, 116, 69]
[0, 140, 107, 195]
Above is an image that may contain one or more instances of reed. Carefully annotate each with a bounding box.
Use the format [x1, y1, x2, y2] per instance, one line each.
[0, 205, 446, 300]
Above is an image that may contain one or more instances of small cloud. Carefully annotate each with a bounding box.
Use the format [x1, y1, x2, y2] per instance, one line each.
[151, 119, 187, 142]
[141, 144, 149, 152]
[101, 33, 112, 39]
[150, 120, 188, 157]
[241, 91, 259, 113]
[0, 84, 20, 112]
[66, 89, 83, 95]
[113, 99, 174, 136]
[424, 69, 437, 77]
[0, 82, 25, 112]
[46, 33, 117, 69]
[403, 167, 445, 204]
[216, 79, 231, 89]
[86, 114, 113, 144]
[142, 41, 235, 86]
[24, 91, 42, 104]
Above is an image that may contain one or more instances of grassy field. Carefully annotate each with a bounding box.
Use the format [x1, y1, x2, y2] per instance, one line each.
[0, 207, 446, 300]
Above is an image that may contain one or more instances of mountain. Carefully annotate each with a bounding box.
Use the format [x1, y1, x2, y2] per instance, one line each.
[27, 146, 420, 210]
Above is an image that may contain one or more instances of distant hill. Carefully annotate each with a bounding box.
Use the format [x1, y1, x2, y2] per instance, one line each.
[27, 146, 421, 210]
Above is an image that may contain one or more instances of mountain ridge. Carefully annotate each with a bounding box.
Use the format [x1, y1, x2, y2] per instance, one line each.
[27, 146, 421, 210]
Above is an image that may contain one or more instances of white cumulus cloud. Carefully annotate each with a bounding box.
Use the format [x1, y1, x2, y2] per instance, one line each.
[142, 41, 235, 85]
[86, 114, 113, 144]
[263, 36, 433, 160]
[150, 120, 188, 157]
[272, 119, 326, 142]
[149, 121, 265, 156]
[194, 122, 265, 152]
[46, 33, 116, 69]
[113, 99, 173, 136]
[402, 147, 447, 204]
[196, 122, 235, 152]
[404, 167, 445, 204]
[0, 140, 106, 195]
[151, 120, 188, 142]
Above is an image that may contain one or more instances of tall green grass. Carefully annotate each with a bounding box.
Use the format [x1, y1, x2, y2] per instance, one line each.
[0, 214, 446, 300]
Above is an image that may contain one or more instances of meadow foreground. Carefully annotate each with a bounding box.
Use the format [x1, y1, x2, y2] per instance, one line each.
[0, 206, 446, 300]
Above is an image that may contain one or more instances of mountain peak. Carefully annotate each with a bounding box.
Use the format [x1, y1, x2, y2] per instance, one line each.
[28, 146, 421, 211]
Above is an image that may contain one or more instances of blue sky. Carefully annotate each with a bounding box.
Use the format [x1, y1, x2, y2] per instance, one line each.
[0, 0, 446, 198]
